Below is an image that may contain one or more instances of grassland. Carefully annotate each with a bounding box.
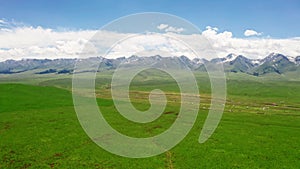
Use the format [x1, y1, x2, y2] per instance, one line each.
[0, 71, 300, 168]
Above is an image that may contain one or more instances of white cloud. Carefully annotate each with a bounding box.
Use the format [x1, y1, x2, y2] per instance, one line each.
[202, 26, 299, 58]
[202, 26, 233, 39]
[0, 26, 100, 61]
[165, 26, 184, 33]
[106, 33, 198, 59]
[156, 23, 184, 33]
[206, 26, 218, 31]
[244, 29, 262, 36]
[157, 24, 168, 30]
[0, 20, 299, 62]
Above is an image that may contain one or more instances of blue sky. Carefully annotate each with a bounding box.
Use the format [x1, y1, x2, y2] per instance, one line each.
[0, 0, 299, 38]
[0, 0, 300, 61]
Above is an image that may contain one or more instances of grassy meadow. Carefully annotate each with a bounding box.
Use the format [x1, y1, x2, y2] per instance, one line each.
[0, 71, 300, 168]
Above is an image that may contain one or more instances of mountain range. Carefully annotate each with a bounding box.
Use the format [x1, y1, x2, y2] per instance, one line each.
[1, 53, 300, 76]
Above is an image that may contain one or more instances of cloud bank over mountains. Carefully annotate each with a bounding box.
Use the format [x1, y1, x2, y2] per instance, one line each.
[0, 19, 299, 61]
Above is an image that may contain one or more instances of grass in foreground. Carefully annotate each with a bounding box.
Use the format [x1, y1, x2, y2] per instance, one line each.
[0, 71, 300, 168]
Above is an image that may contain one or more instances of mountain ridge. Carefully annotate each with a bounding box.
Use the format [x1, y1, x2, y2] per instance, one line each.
[1, 53, 300, 76]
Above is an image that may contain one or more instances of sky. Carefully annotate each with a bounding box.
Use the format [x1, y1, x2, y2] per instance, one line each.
[0, 0, 300, 61]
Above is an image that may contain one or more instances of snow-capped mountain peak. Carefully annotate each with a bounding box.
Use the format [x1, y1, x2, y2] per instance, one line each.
[223, 53, 238, 63]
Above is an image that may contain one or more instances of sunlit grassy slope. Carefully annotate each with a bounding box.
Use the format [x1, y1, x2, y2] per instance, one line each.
[0, 71, 300, 168]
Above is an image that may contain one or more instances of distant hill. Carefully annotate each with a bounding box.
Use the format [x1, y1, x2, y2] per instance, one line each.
[1, 53, 300, 76]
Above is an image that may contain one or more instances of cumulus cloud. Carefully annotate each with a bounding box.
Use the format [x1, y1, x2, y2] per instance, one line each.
[202, 26, 299, 58]
[244, 29, 262, 36]
[165, 26, 184, 33]
[156, 23, 184, 33]
[157, 24, 169, 30]
[106, 33, 198, 59]
[206, 26, 219, 31]
[0, 20, 299, 62]
[202, 26, 233, 39]
[0, 26, 99, 61]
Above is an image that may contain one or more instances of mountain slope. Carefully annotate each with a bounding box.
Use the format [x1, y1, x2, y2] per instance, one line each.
[250, 53, 297, 75]
[224, 55, 255, 73]
[0, 53, 299, 76]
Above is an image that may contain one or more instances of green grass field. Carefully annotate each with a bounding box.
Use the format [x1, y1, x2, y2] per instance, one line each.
[1, 71, 300, 168]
